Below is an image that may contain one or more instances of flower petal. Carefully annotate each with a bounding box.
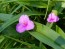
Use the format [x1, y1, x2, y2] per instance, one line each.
[26, 20, 34, 30]
[16, 23, 26, 33]
[47, 17, 54, 22]
[19, 15, 29, 23]
[56, 16, 59, 22]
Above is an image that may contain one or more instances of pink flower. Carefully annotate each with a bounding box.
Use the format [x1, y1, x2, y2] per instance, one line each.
[16, 15, 34, 33]
[47, 13, 59, 23]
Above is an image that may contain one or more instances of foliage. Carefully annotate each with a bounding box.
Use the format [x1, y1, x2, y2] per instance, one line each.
[0, 0, 65, 49]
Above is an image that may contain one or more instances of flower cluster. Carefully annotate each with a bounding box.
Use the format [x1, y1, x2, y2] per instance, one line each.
[16, 12, 59, 33]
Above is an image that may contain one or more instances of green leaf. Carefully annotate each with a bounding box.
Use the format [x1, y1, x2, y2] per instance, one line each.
[56, 25, 65, 39]
[53, 2, 63, 14]
[4, 35, 36, 48]
[3, 26, 20, 38]
[0, 39, 14, 49]
[29, 31, 62, 49]
[6, 48, 29, 49]
[39, 42, 47, 49]
[0, 13, 13, 21]
[34, 22, 65, 49]
[0, 35, 4, 43]
[3, 40, 14, 49]
[11, 4, 23, 14]
[18, 1, 47, 8]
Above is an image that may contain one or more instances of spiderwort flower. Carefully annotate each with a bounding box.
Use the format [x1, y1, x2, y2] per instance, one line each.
[47, 13, 59, 23]
[16, 15, 34, 33]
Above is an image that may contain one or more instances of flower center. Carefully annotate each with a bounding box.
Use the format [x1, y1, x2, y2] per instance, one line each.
[50, 18, 54, 21]
[23, 22, 28, 27]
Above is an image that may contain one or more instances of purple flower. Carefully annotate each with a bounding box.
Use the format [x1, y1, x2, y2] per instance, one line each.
[16, 15, 34, 33]
[47, 13, 59, 23]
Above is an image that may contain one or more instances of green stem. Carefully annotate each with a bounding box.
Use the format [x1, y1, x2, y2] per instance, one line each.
[44, 0, 50, 20]
[46, 22, 53, 28]
[39, 41, 42, 49]
[22, 6, 25, 12]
